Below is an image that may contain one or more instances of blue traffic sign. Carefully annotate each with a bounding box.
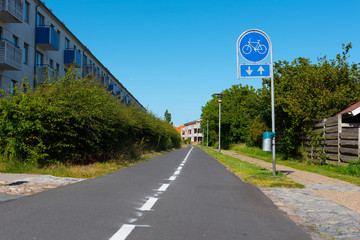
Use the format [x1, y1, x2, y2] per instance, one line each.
[239, 31, 270, 62]
[240, 64, 270, 78]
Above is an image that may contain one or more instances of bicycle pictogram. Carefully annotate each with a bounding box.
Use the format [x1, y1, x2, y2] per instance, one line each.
[242, 38, 267, 55]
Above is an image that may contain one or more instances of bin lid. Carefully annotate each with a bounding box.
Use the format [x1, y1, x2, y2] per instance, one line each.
[263, 132, 275, 139]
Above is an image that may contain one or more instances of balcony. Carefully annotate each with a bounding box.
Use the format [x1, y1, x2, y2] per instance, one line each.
[0, 0, 23, 23]
[36, 64, 54, 84]
[36, 26, 60, 51]
[64, 49, 81, 68]
[0, 38, 21, 70]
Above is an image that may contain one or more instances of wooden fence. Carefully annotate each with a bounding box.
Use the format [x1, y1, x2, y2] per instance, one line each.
[303, 115, 360, 165]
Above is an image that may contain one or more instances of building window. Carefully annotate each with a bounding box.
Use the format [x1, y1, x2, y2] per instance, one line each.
[56, 63, 60, 75]
[23, 43, 29, 65]
[49, 59, 54, 68]
[57, 30, 61, 46]
[24, 1, 30, 23]
[12, 36, 18, 47]
[65, 37, 69, 49]
[22, 83, 27, 93]
[10, 80, 17, 95]
[37, 12, 44, 26]
[83, 55, 87, 65]
[35, 51, 43, 66]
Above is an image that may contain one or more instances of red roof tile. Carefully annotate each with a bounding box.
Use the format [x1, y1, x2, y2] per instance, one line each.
[337, 99, 360, 115]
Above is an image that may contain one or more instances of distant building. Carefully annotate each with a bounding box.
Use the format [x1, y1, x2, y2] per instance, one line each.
[181, 119, 203, 144]
[173, 125, 184, 134]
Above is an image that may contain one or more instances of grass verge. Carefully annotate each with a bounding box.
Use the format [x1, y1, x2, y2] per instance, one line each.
[0, 148, 180, 179]
[199, 146, 304, 188]
[229, 143, 360, 186]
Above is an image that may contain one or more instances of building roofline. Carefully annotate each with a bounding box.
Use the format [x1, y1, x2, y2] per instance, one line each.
[337, 99, 360, 117]
[184, 119, 201, 126]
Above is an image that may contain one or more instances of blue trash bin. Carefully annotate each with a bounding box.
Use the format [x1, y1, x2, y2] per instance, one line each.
[263, 132, 275, 151]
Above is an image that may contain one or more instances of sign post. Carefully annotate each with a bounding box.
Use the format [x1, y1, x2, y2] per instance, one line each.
[236, 29, 276, 176]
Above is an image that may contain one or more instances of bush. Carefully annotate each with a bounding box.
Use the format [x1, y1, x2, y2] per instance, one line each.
[0, 71, 180, 167]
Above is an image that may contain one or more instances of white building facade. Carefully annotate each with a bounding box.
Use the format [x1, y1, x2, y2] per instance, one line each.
[181, 119, 203, 144]
[0, 0, 143, 109]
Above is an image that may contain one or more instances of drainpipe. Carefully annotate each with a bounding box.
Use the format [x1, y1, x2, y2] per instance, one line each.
[33, 2, 41, 89]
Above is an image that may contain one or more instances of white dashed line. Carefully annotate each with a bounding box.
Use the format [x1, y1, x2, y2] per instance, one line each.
[139, 197, 158, 211]
[110, 147, 194, 240]
[158, 184, 169, 192]
[109, 224, 136, 240]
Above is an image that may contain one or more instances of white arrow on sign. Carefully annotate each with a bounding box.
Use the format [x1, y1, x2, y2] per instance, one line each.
[246, 66, 253, 75]
[258, 66, 265, 75]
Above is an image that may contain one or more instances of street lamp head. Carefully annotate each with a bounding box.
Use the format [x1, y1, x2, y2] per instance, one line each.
[213, 93, 223, 103]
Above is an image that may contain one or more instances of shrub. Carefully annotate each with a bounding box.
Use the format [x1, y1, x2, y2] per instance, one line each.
[0, 71, 180, 167]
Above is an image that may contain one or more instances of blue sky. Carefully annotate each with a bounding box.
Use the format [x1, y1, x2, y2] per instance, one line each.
[45, 0, 360, 126]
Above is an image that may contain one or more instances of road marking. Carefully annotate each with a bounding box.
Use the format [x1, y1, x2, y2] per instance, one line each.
[111, 147, 194, 240]
[158, 184, 169, 192]
[128, 218, 137, 223]
[139, 197, 158, 211]
[110, 224, 135, 240]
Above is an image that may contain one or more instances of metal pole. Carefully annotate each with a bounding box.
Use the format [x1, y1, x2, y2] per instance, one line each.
[270, 40, 276, 176]
[207, 119, 209, 147]
[219, 101, 221, 153]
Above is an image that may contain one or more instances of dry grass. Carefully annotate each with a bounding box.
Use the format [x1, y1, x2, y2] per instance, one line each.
[0, 148, 181, 179]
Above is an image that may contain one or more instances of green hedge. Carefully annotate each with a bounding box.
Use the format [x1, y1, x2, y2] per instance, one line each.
[0, 71, 180, 167]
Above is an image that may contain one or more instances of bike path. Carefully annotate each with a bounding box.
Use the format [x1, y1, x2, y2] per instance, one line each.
[0, 147, 311, 240]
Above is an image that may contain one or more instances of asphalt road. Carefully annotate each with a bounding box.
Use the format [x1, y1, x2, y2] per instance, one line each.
[0, 146, 311, 240]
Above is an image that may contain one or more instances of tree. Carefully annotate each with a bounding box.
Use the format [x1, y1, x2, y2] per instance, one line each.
[200, 84, 260, 149]
[164, 109, 173, 125]
[200, 43, 360, 157]
[260, 43, 360, 157]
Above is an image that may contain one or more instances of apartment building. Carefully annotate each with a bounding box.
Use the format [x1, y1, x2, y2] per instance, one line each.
[0, 0, 143, 109]
[181, 119, 203, 144]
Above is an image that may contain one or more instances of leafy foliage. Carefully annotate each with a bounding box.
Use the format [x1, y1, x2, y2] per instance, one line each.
[164, 109, 173, 125]
[0, 71, 180, 167]
[201, 44, 360, 157]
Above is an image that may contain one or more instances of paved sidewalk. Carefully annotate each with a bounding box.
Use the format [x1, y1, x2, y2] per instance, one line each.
[221, 150, 360, 240]
[0, 173, 84, 201]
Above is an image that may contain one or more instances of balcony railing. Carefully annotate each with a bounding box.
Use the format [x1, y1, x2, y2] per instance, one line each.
[0, 38, 21, 71]
[64, 49, 81, 68]
[36, 64, 54, 84]
[0, 0, 23, 23]
[36, 26, 60, 51]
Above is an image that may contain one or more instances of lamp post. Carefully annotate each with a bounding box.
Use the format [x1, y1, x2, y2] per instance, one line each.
[207, 119, 209, 147]
[213, 93, 223, 153]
